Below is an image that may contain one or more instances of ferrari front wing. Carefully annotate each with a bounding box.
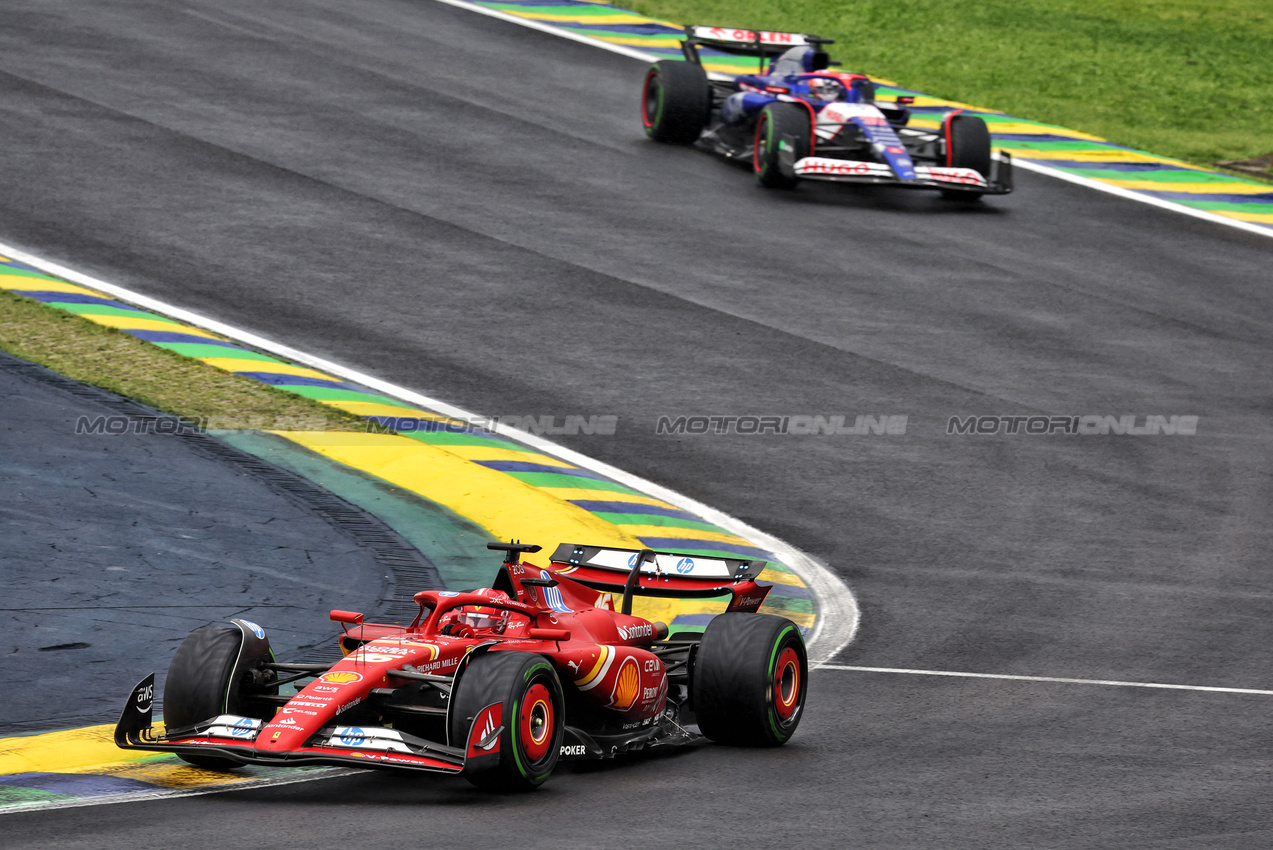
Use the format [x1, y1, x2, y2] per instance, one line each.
[114, 674, 502, 776]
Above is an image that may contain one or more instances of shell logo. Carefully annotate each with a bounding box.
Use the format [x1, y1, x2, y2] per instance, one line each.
[320, 671, 363, 685]
[611, 658, 640, 710]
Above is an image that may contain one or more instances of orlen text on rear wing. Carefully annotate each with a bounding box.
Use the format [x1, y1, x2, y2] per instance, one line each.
[680, 25, 834, 74]
[549, 543, 772, 615]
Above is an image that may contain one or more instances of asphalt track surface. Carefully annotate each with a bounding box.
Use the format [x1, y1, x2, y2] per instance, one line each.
[2, 0, 1271, 847]
[0, 352, 398, 733]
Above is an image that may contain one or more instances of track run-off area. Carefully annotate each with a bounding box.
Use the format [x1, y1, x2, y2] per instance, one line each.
[1, 0, 1271, 847]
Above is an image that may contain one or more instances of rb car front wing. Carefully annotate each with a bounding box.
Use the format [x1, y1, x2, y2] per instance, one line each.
[790, 153, 1014, 194]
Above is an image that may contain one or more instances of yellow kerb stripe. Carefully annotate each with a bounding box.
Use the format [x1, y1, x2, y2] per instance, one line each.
[0, 276, 99, 295]
[198, 358, 338, 380]
[273, 431, 645, 552]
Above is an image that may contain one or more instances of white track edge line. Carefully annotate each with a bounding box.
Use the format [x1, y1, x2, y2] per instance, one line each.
[0, 239, 859, 663]
[431, 0, 656, 62]
[0, 768, 362, 817]
[820, 664, 1273, 695]
[433, 0, 1273, 242]
[1011, 159, 1273, 240]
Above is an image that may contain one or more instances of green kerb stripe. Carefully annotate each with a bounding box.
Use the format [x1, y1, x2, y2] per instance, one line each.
[502, 471, 642, 494]
[996, 140, 1129, 151]
[0, 786, 79, 805]
[1177, 200, 1273, 212]
[760, 597, 814, 615]
[592, 512, 726, 533]
[477, 3, 636, 15]
[1058, 168, 1232, 183]
[0, 267, 60, 281]
[280, 386, 406, 405]
[49, 303, 174, 321]
[152, 343, 284, 362]
[399, 429, 530, 450]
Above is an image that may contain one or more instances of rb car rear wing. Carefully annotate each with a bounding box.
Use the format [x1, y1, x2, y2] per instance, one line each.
[548, 543, 772, 614]
[680, 26, 834, 75]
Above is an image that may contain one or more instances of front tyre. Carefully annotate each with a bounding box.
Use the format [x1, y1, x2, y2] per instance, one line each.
[641, 60, 710, 144]
[754, 103, 810, 189]
[164, 624, 273, 769]
[941, 113, 992, 201]
[450, 651, 565, 792]
[693, 613, 807, 746]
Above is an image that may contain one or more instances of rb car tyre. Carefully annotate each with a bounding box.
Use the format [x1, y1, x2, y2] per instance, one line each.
[449, 651, 565, 792]
[754, 103, 810, 189]
[163, 625, 272, 769]
[693, 613, 808, 746]
[642, 59, 710, 145]
[942, 113, 992, 200]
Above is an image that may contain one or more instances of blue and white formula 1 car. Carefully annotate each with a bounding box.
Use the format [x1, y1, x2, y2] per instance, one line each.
[641, 27, 1013, 199]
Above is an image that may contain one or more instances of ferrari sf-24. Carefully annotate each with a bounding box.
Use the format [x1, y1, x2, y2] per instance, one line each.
[116, 542, 807, 791]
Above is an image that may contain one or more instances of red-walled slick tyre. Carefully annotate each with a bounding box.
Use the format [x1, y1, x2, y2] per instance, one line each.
[642, 59, 710, 144]
[941, 112, 992, 200]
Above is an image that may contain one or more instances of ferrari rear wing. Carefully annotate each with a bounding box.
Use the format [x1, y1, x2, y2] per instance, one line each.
[681, 25, 834, 74]
[548, 543, 772, 613]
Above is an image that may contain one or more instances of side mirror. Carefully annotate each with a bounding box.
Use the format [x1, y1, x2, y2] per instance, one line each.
[330, 610, 364, 625]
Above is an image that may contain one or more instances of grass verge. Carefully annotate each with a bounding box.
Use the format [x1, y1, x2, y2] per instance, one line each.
[625, 0, 1273, 170]
[0, 288, 368, 431]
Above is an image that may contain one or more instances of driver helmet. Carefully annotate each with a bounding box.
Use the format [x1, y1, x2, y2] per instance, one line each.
[458, 605, 507, 631]
[807, 77, 844, 101]
[456, 588, 511, 632]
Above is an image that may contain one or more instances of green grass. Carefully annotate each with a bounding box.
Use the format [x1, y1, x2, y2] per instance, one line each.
[625, 0, 1273, 168]
[0, 288, 369, 431]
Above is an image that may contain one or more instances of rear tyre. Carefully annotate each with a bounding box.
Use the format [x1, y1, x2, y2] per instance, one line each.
[449, 652, 565, 792]
[693, 613, 807, 746]
[164, 625, 272, 770]
[941, 113, 992, 200]
[753, 103, 810, 189]
[641, 60, 710, 144]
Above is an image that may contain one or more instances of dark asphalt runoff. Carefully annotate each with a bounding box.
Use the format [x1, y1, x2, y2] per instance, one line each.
[0, 353, 391, 733]
[2, 0, 1272, 846]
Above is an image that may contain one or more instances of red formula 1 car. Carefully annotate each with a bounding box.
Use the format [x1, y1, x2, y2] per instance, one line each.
[115, 542, 808, 791]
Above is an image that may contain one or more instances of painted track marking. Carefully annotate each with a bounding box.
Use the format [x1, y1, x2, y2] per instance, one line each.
[820, 664, 1273, 696]
[0, 769, 360, 817]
